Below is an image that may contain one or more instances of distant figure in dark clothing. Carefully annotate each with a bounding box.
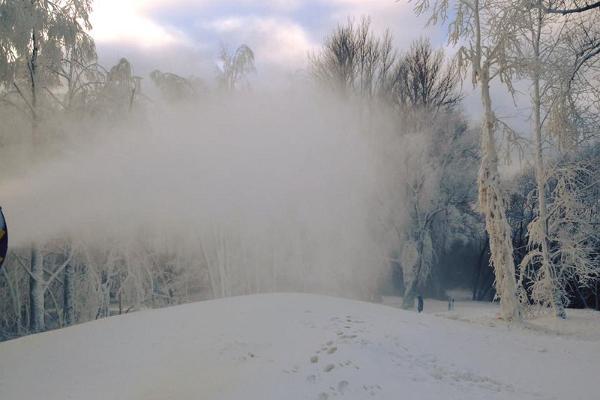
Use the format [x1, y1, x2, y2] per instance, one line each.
[417, 295, 424, 313]
[448, 297, 455, 311]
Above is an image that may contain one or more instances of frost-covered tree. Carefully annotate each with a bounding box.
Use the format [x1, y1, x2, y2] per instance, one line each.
[217, 44, 255, 92]
[508, 0, 567, 317]
[411, 0, 522, 319]
[11, 242, 73, 332]
[0, 0, 93, 142]
[399, 114, 479, 308]
[105, 58, 140, 113]
[547, 11, 600, 149]
[542, 0, 600, 14]
[508, 1, 600, 317]
[150, 70, 201, 103]
[519, 162, 600, 312]
[55, 35, 100, 114]
[313, 22, 471, 307]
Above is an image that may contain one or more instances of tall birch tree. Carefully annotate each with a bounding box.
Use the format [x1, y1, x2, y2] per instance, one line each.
[514, 2, 600, 316]
[509, 1, 567, 317]
[411, 0, 522, 319]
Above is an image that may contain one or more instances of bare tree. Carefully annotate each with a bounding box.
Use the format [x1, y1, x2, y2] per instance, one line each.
[310, 17, 397, 100]
[393, 38, 462, 113]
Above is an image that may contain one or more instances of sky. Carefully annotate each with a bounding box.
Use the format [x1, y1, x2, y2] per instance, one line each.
[90, 0, 444, 78]
[89, 0, 530, 129]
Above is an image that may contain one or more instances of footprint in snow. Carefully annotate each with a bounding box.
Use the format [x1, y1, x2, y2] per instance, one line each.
[363, 384, 382, 396]
[337, 380, 349, 394]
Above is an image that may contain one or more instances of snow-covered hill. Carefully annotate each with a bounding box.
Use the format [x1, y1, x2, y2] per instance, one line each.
[0, 294, 597, 400]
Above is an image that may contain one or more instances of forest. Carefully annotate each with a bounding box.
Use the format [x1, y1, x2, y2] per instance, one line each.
[0, 0, 599, 342]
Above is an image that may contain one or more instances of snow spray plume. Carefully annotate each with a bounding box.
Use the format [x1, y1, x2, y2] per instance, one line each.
[0, 88, 405, 300]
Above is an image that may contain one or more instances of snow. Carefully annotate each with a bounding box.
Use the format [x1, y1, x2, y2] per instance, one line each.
[0, 293, 598, 400]
[384, 296, 600, 341]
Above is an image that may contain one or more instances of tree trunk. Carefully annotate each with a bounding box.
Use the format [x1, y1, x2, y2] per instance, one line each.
[469, 0, 521, 320]
[595, 281, 599, 311]
[96, 271, 110, 319]
[2, 266, 22, 333]
[402, 222, 436, 309]
[478, 66, 521, 321]
[402, 268, 419, 309]
[63, 263, 75, 326]
[402, 237, 424, 309]
[531, 22, 566, 318]
[28, 25, 40, 145]
[29, 245, 45, 332]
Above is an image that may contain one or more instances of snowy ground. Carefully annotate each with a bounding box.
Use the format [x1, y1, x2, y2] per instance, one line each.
[383, 296, 600, 341]
[0, 294, 598, 400]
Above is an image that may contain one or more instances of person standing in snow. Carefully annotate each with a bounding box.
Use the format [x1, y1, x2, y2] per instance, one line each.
[417, 295, 424, 313]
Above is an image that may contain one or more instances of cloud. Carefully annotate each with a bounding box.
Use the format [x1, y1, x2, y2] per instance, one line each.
[205, 16, 317, 68]
[91, 0, 190, 48]
[324, 0, 441, 48]
[139, 0, 304, 13]
[89, 0, 442, 79]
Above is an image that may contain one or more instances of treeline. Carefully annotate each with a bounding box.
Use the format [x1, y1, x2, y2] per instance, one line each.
[309, 12, 600, 317]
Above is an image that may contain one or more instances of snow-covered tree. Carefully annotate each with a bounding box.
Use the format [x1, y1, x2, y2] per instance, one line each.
[505, 0, 600, 317]
[506, 0, 567, 317]
[56, 37, 101, 115]
[104, 58, 140, 114]
[10, 242, 73, 332]
[398, 113, 479, 308]
[541, 0, 600, 14]
[217, 44, 255, 92]
[547, 10, 600, 149]
[519, 161, 600, 312]
[150, 70, 202, 103]
[411, 0, 523, 319]
[0, 0, 93, 142]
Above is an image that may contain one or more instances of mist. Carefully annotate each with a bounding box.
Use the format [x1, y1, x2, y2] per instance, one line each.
[1, 88, 406, 300]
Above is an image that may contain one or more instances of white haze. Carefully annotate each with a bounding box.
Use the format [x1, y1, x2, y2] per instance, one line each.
[1, 89, 409, 299]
